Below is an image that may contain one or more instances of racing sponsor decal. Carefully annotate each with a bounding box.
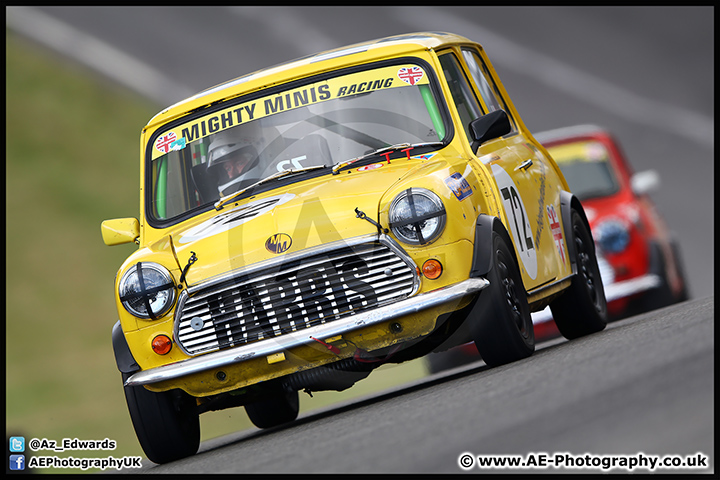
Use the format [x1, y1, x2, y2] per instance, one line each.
[491, 164, 538, 279]
[533, 162, 546, 248]
[265, 233, 292, 254]
[152, 64, 429, 160]
[397, 66, 424, 85]
[585, 141, 608, 162]
[444, 172, 473, 201]
[177, 193, 296, 244]
[357, 163, 384, 172]
[412, 153, 437, 161]
[550, 141, 609, 166]
[337, 79, 393, 97]
[546, 204, 565, 263]
[170, 136, 187, 151]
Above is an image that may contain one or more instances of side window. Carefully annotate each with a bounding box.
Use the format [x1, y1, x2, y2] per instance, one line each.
[438, 53, 483, 144]
[462, 49, 518, 133]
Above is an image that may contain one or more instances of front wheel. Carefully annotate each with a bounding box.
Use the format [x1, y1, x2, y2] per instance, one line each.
[122, 373, 200, 464]
[550, 210, 607, 339]
[472, 231, 535, 367]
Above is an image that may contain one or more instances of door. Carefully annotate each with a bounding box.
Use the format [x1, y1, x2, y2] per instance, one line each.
[439, 49, 562, 290]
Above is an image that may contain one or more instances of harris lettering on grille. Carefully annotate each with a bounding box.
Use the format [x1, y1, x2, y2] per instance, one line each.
[176, 242, 415, 355]
[213, 257, 376, 344]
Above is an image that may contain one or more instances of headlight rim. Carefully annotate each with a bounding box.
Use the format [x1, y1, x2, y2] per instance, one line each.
[118, 262, 177, 320]
[388, 187, 447, 246]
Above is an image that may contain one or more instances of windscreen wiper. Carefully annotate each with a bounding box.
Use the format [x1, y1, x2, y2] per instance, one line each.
[331, 141, 444, 175]
[214, 165, 326, 210]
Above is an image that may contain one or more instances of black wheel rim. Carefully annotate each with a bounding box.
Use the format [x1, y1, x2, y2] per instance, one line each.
[574, 225, 600, 309]
[497, 249, 528, 338]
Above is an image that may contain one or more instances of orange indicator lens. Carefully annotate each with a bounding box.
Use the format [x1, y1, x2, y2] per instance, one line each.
[422, 259, 443, 279]
[152, 335, 172, 355]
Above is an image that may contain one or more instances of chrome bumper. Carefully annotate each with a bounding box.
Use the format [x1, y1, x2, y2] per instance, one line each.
[124, 277, 489, 387]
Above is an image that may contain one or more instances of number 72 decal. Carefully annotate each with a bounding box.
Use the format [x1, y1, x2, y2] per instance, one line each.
[277, 155, 307, 172]
[491, 164, 538, 279]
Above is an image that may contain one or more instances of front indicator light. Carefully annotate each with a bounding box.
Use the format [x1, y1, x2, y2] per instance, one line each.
[422, 259, 443, 279]
[152, 335, 172, 355]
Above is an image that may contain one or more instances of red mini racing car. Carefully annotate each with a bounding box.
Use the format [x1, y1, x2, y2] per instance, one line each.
[427, 124, 689, 372]
[536, 125, 688, 316]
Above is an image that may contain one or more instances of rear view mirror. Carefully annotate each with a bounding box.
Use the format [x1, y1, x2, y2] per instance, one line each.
[469, 110, 511, 153]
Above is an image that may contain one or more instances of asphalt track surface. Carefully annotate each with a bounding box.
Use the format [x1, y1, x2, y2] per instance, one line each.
[7, 6, 714, 474]
[143, 297, 714, 474]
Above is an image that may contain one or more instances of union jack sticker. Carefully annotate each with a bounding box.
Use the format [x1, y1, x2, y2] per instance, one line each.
[397, 66, 424, 86]
[547, 204, 566, 263]
[155, 132, 177, 154]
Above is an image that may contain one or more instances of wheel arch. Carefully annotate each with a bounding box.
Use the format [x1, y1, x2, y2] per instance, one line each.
[112, 320, 140, 374]
[470, 214, 518, 278]
[559, 190, 593, 273]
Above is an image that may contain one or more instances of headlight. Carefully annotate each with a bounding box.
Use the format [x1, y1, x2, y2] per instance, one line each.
[388, 188, 446, 245]
[594, 219, 630, 254]
[119, 262, 176, 319]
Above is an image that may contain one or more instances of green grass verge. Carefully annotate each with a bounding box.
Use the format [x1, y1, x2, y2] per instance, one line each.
[5, 30, 429, 472]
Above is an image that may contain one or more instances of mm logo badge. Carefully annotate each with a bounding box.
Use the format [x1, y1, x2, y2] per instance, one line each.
[266, 233, 292, 254]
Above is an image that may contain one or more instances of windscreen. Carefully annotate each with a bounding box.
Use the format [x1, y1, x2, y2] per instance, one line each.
[548, 140, 620, 200]
[147, 61, 448, 222]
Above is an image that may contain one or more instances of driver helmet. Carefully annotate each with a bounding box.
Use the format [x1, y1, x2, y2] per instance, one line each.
[207, 128, 261, 170]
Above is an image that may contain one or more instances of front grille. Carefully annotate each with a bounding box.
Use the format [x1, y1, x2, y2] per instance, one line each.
[175, 238, 417, 355]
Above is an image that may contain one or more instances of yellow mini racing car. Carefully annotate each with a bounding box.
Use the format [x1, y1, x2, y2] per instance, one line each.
[102, 32, 607, 464]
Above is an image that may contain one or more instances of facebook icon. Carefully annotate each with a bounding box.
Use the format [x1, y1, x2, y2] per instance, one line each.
[9, 454, 25, 471]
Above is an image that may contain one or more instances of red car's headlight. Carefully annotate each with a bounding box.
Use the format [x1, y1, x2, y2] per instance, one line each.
[594, 219, 630, 254]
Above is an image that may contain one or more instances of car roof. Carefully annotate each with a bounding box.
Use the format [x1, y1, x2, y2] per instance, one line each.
[533, 124, 609, 145]
[146, 31, 474, 129]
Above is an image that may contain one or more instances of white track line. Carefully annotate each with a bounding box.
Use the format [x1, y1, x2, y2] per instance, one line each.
[395, 7, 713, 148]
[6, 6, 194, 107]
[8, 6, 713, 149]
[228, 6, 339, 57]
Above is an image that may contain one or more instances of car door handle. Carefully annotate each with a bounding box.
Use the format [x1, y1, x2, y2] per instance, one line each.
[515, 159, 533, 171]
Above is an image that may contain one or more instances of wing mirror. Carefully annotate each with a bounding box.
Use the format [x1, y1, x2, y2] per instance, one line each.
[469, 109, 511, 153]
[631, 169, 661, 196]
[101, 218, 140, 246]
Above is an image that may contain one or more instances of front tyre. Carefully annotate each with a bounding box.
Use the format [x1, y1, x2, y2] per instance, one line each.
[472, 231, 535, 367]
[550, 210, 607, 339]
[122, 373, 200, 464]
[245, 389, 300, 429]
